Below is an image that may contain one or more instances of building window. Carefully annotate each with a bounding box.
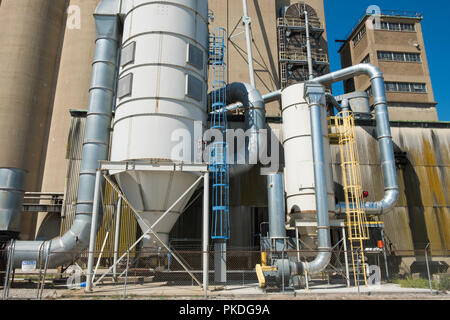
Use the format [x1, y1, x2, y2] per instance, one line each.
[385, 82, 426, 93]
[380, 21, 415, 32]
[361, 54, 370, 64]
[353, 26, 366, 46]
[398, 82, 410, 92]
[401, 23, 415, 31]
[405, 53, 421, 62]
[377, 51, 421, 63]
[411, 83, 427, 93]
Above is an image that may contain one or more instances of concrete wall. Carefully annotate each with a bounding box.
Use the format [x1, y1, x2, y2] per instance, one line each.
[0, 0, 67, 239]
[36, 0, 101, 237]
[340, 15, 438, 121]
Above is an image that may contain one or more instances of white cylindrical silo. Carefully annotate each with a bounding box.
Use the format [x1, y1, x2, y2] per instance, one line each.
[110, 0, 209, 250]
[281, 83, 335, 225]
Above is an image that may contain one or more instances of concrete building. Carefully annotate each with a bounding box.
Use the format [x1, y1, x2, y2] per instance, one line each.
[338, 11, 439, 121]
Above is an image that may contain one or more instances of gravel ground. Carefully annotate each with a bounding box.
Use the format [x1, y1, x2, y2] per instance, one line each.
[2, 280, 449, 300]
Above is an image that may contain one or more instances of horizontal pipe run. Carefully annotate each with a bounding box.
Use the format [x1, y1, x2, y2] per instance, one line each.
[213, 90, 281, 114]
[209, 83, 267, 177]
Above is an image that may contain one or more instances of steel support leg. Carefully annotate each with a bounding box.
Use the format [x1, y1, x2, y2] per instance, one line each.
[214, 240, 227, 284]
[381, 228, 390, 281]
[86, 170, 102, 292]
[203, 172, 210, 298]
[342, 226, 350, 288]
[113, 197, 122, 282]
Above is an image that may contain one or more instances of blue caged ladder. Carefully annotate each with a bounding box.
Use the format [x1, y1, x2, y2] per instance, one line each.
[208, 28, 230, 240]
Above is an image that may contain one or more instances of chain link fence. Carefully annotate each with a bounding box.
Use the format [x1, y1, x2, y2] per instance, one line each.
[2, 244, 449, 300]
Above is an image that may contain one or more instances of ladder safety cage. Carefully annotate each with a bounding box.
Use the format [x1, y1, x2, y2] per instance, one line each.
[328, 111, 370, 286]
[208, 28, 230, 240]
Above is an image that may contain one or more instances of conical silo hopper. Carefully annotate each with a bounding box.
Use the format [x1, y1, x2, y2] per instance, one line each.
[109, 1, 209, 252]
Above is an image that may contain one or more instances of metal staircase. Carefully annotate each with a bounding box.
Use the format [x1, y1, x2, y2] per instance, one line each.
[329, 111, 369, 286]
[208, 28, 230, 240]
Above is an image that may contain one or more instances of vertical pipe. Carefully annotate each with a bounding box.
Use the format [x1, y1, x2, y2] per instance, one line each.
[214, 240, 227, 284]
[342, 226, 350, 288]
[425, 243, 433, 294]
[304, 8, 314, 80]
[113, 197, 122, 281]
[242, 0, 256, 87]
[267, 173, 286, 251]
[86, 170, 102, 291]
[300, 83, 331, 274]
[381, 228, 389, 281]
[202, 172, 209, 298]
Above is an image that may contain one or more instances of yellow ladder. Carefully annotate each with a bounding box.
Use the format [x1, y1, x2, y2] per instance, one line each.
[329, 111, 369, 286]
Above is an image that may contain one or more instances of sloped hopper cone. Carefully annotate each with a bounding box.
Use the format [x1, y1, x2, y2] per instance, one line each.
[113, 169, 199, 255]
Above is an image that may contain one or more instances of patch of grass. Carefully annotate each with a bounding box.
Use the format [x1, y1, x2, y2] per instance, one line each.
[392, 277, 437, 290]
[391, 274, 450, 292]
[436, 274, 450, 291]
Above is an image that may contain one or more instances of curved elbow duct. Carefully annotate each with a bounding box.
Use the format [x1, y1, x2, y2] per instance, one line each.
[313, 64, 399, 215]
[217, 83, 266, 177]
[9, 1, 120, 268]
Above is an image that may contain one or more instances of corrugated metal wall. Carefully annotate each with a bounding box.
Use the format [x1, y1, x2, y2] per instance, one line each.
[60, 112, 138, 258]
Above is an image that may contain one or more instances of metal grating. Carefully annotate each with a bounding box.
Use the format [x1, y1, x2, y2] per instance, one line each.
[187, 43, 204, 70]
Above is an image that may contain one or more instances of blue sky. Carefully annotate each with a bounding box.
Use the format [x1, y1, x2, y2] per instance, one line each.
[323, 0, 450, 121]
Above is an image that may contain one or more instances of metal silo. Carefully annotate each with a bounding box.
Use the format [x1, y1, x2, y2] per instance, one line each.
[281, 83, 335, 221]
[110, 0, 209, 251]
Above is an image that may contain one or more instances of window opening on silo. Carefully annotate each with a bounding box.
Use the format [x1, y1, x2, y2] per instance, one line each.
[121, 41, 136, 67]
[186, 74, 203, 101]
[117, 73, 133, 99]
[187, 43, 204, 70]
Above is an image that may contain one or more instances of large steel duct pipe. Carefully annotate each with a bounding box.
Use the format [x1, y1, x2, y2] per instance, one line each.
[9, 2, 120, 268]
[300, 83, 331, 274]
[313, 64, 399, 215]
[223, 89, 281, 113]
[224, 83, 266, 177]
